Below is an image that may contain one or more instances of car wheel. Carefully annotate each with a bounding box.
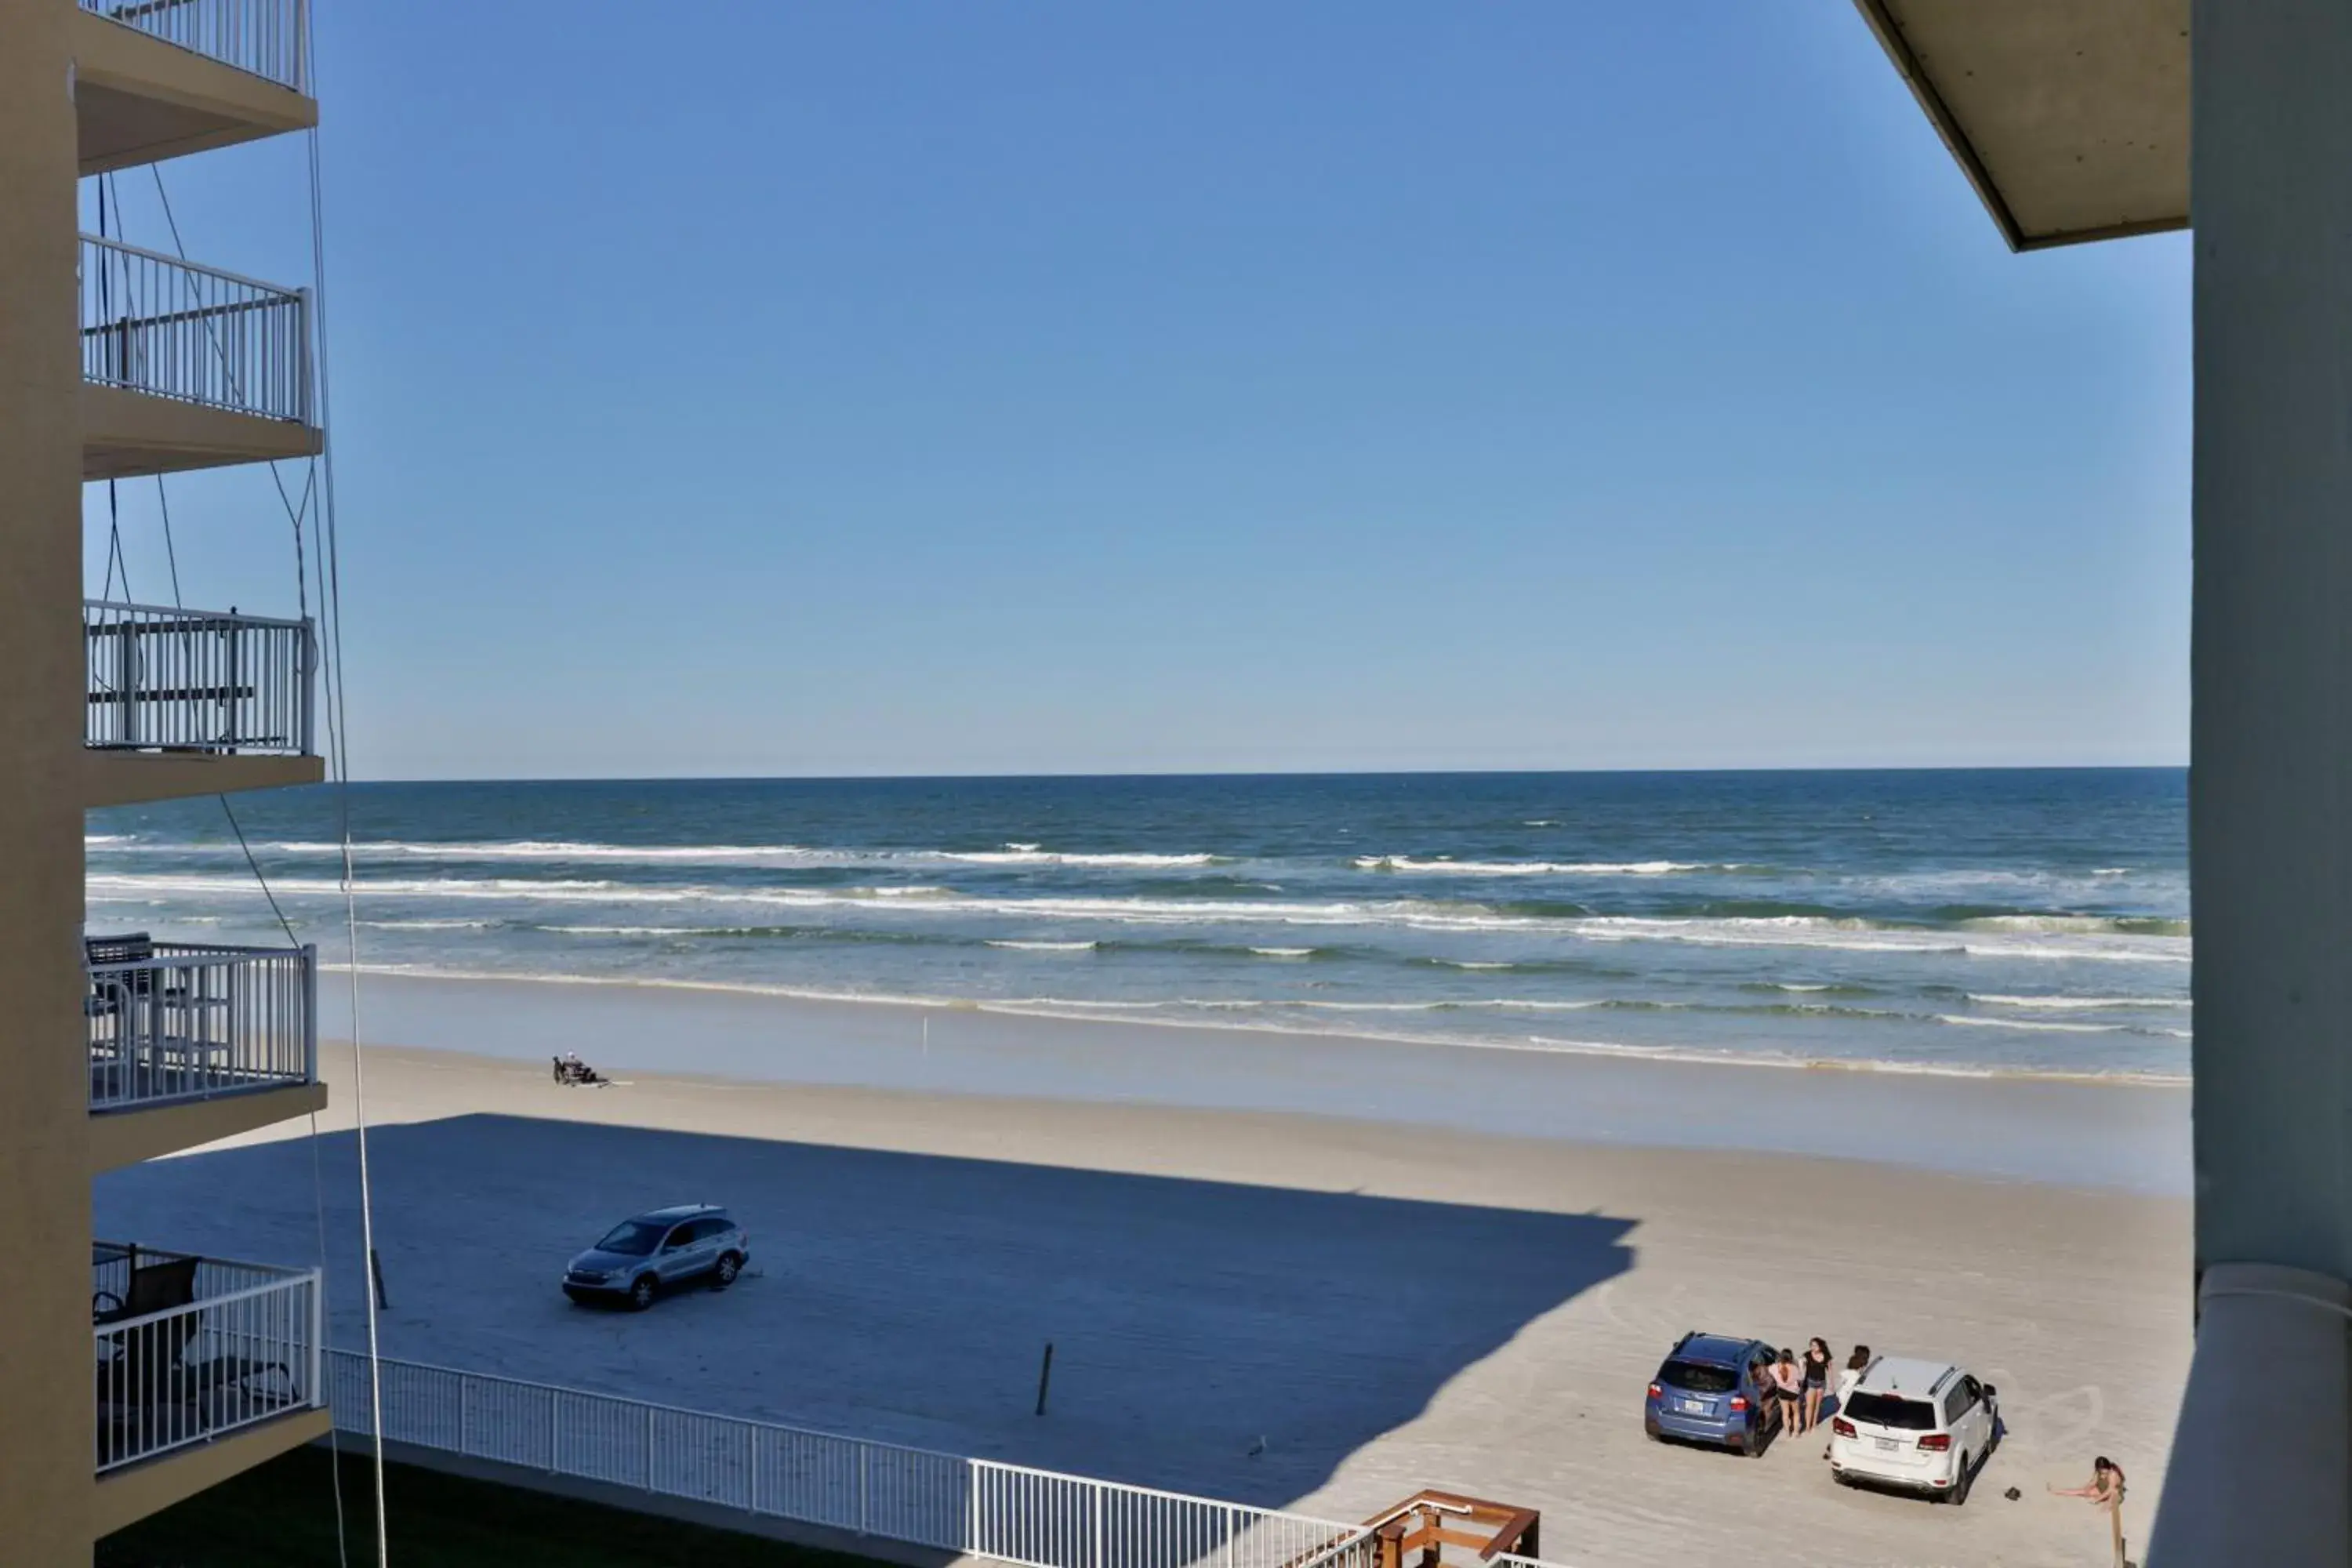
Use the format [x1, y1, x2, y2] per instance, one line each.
[713, 1252, 742, 1289]
[1948, 1453, 1973, 1506]
[628, 1274, 656, 1312]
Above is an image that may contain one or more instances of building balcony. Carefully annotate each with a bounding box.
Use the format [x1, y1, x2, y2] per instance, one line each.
[91, 1240, 329, 1534]
[81, 234, 321, 479]
[75, 0, 316, 174]
[84, 599, 325, 804]
[85, 938, 325, 1173]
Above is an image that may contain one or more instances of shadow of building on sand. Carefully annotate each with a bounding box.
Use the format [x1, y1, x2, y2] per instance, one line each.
[100, 1113, 1635, 1508]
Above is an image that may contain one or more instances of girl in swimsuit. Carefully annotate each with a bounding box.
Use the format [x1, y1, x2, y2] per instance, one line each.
[1800, 1338, 1832, 1433]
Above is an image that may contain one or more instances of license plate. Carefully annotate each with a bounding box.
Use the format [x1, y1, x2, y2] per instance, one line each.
[1874, 1436, 1901, 1453]
[1681, 1399, 1707, 1414]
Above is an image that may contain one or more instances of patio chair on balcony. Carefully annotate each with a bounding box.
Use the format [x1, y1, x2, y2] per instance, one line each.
[85, 932, 154, 1097]
[93, 1253, 201, 1460]
[85, 933, 238, 1102]
[93, 1253, 304, 1464]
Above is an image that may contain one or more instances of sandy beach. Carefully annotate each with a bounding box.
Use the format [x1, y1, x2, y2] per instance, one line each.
[96, 983, 2191, 1568]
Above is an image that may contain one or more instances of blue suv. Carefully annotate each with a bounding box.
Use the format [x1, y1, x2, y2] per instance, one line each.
[1644, 1332, 1777, 1456]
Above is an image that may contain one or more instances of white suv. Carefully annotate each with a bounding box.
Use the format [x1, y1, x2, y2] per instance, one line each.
[1828, 1356, 1999, 1503]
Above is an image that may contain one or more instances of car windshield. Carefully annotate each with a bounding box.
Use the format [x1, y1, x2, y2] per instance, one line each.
[1659, 1359, 1739, 1395]
[594, 1220, 667, 1256]
[1845, 1392, 1938, 1430]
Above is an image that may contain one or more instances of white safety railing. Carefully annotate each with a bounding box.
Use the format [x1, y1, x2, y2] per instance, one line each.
[81, 234, 310, 422]
[86, 940, 317, 1112]
[1492, 1550, 1579, 1568]
[94, 1242, 323, 1474]
[85, 600, 316, 756]
[80, 0, 307, 92]
[328, 1352, 1379, 1568]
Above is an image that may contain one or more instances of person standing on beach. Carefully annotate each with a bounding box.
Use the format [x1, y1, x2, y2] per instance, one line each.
[1799, 1338, 1832, 1432]
[1822, 1343, 1871, 1458]
[1834, 1345, 1869, 1413]
[2050, 1457, 2128, 1566]
[1771, 1349, 1803, 1433]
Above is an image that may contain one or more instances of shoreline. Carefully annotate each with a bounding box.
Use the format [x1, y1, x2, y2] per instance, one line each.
[317, 969, 2194, 1194]
[328, 961, 2192, 1088]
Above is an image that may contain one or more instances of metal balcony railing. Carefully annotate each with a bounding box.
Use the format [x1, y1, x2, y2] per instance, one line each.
[93, 1240, 324, 1474]
[80, 0, 308, 93]
[81, 234, 310, 422]
[85, 600, 317, 756]
[85, 938, 317, 1112]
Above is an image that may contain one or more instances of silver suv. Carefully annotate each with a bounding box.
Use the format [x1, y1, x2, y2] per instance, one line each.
[562, 1204, 750, 1310]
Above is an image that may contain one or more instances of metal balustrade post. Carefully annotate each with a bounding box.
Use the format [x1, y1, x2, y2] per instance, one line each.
[299, 619, 317, 754]
[116, 618, 140, 746]
[296, 285, 314, 425]
[307, 1271, 323, 1406]
[970, 1461, 985, 1558]
[221, 616, 241, 750]
[302, 946, 318, 1083]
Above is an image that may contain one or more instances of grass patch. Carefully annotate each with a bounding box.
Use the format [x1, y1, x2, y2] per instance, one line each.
[98, 1443, 890, 1567]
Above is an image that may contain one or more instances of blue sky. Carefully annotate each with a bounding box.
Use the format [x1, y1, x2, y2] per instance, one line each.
[85, 2, 2190, 779]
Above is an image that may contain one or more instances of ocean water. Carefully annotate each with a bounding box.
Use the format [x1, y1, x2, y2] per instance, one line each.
[85, 769, 2190, 1081]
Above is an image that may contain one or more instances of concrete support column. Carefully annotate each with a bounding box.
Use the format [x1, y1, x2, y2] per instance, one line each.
[0, 0, 97, 1561]
[2154, 0, 2352, 1561]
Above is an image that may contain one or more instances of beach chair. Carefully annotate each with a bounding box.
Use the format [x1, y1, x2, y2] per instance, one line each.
[94, 1254, 201, 1464]
[93, 1253, 301, 1461]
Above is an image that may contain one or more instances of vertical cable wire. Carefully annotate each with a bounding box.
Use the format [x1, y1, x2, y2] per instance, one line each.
[292, 5, 390, 1548]
[143, 142, 350, 1566]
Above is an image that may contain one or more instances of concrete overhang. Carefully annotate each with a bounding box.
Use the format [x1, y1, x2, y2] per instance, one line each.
[93, 1406, 332, 1537]
[83, 383, 321, 480]
[83, 748, 325, 808]
[1853, 0, 2188, 250]
[74, 6, 316, 175]
[89, 1081, 328, 1174]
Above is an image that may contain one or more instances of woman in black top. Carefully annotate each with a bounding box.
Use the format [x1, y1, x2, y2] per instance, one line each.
[1800, 1338, 1833, 1433]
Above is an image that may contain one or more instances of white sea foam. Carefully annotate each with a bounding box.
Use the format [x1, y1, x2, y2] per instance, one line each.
[78, 870, 2198, 966]
[940, 849, 1218, 869]
[985, 940, 1098, 952]
[1569, 914, 2191, 966]
[249, 838, 1226, 873]
[1969, 993, 2190, 1011]
[541, 924, 706, 936]
[271, 838, 835, 864]
[1937, 1014, 2124, 1034]
[1356, 855, 1719, 877]
[1249, 947, 1316, 958]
